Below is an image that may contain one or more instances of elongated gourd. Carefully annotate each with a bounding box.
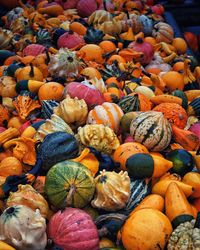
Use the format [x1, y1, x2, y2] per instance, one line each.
[130, 194, 165, 215]
[125, 153, 173, 179]
[150, 94, 182, 105]
[165, 182, 194, 228]
[15, 80, 45, 93]
[152, 178, 194, 197]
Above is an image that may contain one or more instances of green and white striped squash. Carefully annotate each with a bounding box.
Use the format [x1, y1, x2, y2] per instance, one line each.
[130, 111, 172, 151]
[44, 161, 95, 209]
[121, 179, 151, 215]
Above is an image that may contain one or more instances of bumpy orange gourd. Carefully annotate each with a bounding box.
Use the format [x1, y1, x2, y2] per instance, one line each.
[38, 82, 64, 102]
[161, 71, 184, 91]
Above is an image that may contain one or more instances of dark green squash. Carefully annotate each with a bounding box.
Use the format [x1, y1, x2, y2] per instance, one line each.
[166, 149, 195, 177]
[38, 132, 79, 173]
[84, 27, 104, 44]
[172, 89, 188, 110]
[44, 160, 95, 209]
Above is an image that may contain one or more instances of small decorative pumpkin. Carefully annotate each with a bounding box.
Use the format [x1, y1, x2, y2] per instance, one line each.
[167, 213, 200, 249]
[77, 0, 98, 17]
[0, 205, 47, 250]
[38, 82, 65, 103]
[54, 95, 88, 129]
[48, 48, 84, 78]
[152, 22, 174, 43]
[87, 102, 123, 133]
[121, 209, 172, 250]
[128, 38, 154, 65]
[38, 132, 79, 172]
[45, 161, 95, 209]
[48, 208, 99, 250]
[34, 114, 73, 141]
[79, 44, 105, 64]
[0, 104, 10, 127]
[6, 184, 49, 218]
[65, 81, 105, 109]
[22, 44, 46, 57]
[117, 93, 152, 113]
[87, 10, 112, 28]
[91, 170, 130, 211]
[15, 64, 43, 82]
[113, 142, 149, 170]
[130, 111, 172, 151]
[153, 103, 188, 129]
[77, 124, 120, 155]
[0, 157, 22, 177]
[57, 30, 85, 49]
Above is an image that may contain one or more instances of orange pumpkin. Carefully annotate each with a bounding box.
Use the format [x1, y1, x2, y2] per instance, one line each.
[113, 142, 149, 170]
[161, 71, 184, 91]
[99, 40, 117, 53]
[121, 209, 172, 250]
[79, 44, 105, 64]
[8, 117, 24, 130]
[69, 22, 87, 36]
[172, 37, 187, 55]
[153, 102, 188, 129]
[38, 82, 64, 102]
[80, 67, 102, 80]
[15, 65, 44, 82]
[172, 61, 184, 73]
[107, 54, 126, 64]
[105, 76, 124, 89]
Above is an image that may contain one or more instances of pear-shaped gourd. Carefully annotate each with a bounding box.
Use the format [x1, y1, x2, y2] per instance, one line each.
[54, 95, 88, 129]
[91, 170, 130, 211]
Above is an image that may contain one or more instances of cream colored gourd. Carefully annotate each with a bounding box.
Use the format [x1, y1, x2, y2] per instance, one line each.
[34, 114, 73, 141]
[91, 170, 130, 211]
[54, 95, 88, 129]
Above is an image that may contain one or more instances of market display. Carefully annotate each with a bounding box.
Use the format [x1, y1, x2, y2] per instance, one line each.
[0, 0, 199, 249]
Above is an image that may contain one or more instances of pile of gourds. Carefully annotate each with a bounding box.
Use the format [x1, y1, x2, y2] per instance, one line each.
[0, 0, 200, 249]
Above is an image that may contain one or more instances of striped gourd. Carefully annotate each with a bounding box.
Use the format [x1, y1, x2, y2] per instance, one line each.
[122, 179, 151, 215]
[130, 111, 172, 151]
[187, 97, 200, 117]
[41, 100, 59, 119]
[87, 102, 124, 132]
[117, 93, 152, 114]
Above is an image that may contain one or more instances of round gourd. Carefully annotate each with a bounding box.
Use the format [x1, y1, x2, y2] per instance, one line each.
[48, 208, 99, 250]
[87, 102, 124, 133]
[121, 209, 173, 250]
[118, 93, 152, 114]
[38, 132, 79, 172]
[113, 142, 149, 170]
[45, 161, 95, 209]
[166, 149, 195, 176]
[130, 111, 172, 151]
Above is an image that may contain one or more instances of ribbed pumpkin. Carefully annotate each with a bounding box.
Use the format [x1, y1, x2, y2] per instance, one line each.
[48, 208, 99, 250]
[44, 161, 95, 209]
[87, 102, 124, 133]
[117, 93, 152, 114]
[130, 111, 172, 151]
[113, 142, 149, 170]
[153, 103, 188, 129]
[152, 22, 174, 43]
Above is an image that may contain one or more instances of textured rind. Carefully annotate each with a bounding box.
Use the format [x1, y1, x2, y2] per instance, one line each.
[130, 111, 172, 151]
[77, 124, 120, 154]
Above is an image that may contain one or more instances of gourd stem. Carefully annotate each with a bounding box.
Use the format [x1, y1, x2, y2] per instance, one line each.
[29, 63, 34, 78]
[194, 212, 200, 229]
[98, 227, 108, 237]
[66, 184, 76, 207]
